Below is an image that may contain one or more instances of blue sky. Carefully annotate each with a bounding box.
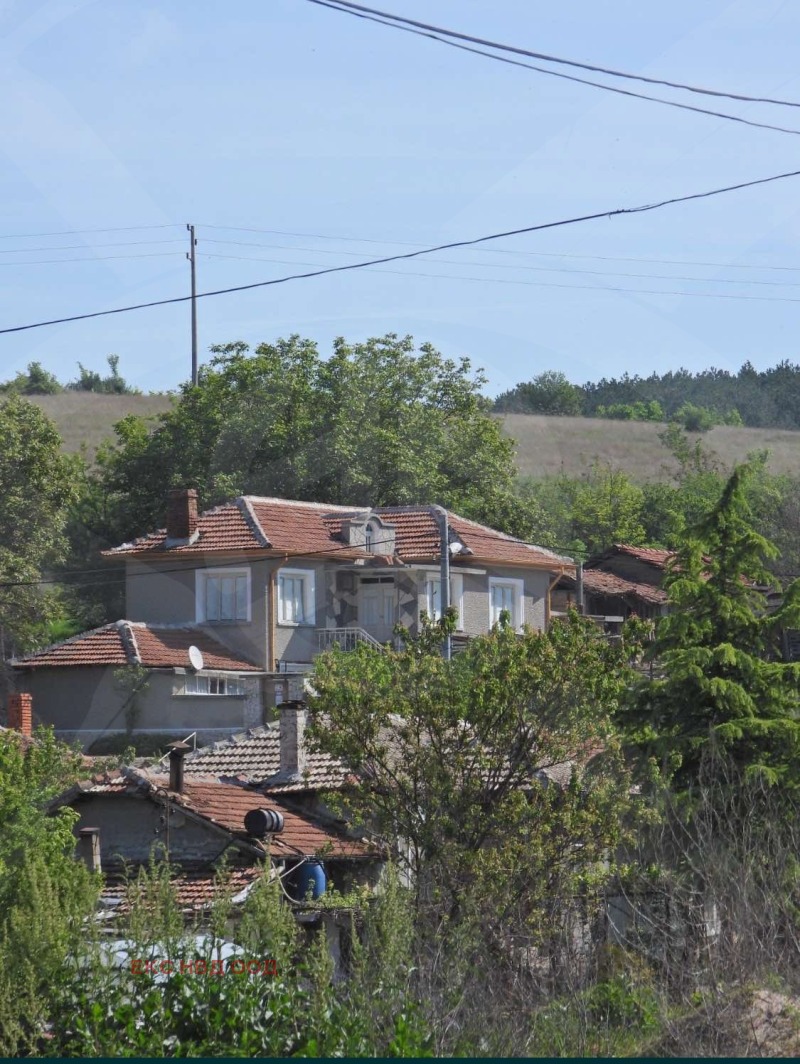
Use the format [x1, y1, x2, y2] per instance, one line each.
[3, 0, 800, 397]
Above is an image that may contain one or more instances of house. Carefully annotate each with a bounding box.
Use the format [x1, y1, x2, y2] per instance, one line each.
[51, 740, 383, 967]
[12, 489, 573, 749]
[553, 544, 672, 626]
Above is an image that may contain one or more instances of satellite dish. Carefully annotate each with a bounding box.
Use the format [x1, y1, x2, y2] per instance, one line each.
[188, 645, 204, 672]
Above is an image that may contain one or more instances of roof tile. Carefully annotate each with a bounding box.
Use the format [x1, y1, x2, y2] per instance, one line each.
[13, 622, 261, 672]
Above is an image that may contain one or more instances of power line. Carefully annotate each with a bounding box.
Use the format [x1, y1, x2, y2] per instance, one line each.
[0, 224, 180, 240]
[2, 165, 800, 335]
[0, 252, 183, 267]
[200, 224, 800, 272]
[308, 0, 800, 108]
[0, 239, 184, 254]
[198, 251, 800, 304]
[306, 0, 800, 139]
[200, 244, 800, 286]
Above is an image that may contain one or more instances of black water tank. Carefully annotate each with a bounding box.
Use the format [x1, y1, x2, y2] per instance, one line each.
[244, 808, 285, 837]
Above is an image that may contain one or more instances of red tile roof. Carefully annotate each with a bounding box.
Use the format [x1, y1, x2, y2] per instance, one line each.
[581, 569, 668, 605]
[185, 725, 350, 792]
[597, 544, 676, 569]
[12, 622, 260, 672]
[104, 496, 572, 572]
[101, 865, 264, 914]
[65, 770, 373, 859]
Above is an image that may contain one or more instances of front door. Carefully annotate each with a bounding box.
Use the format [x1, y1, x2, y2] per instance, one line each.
[359, 578, 396, 642]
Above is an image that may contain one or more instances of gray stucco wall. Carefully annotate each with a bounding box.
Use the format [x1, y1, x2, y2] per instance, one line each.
[125, 556, 273, 669]
[415, 565, 551, 636]
[17, 666, 264, 749]
[68, 794, 231, 867]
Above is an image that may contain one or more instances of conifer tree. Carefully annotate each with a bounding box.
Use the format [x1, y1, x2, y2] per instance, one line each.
[626, 463, 800, 793]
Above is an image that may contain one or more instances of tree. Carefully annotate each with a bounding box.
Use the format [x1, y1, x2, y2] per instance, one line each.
[0, 361, 62, 395]
[494, 370, 584, 416]
[0, 729, 96, 1054]
[307, 612, 633, 938]
[68, 354, 138, 394]
[623, 463, 800, 795]
[0, 397, 80, 668]
[94, 334, 522, 539]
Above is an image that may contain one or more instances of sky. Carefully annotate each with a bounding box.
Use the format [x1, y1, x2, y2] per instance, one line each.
[3, 0, 800, 397]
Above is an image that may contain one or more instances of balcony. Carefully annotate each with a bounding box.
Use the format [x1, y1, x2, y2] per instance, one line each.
[316, 627, 386, 653]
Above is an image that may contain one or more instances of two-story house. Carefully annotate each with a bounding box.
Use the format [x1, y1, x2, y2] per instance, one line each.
[12, 489, 573, 750]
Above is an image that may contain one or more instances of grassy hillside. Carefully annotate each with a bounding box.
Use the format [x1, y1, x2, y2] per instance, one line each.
[28, 392, 173, 459]
[500, 414, 800, 483]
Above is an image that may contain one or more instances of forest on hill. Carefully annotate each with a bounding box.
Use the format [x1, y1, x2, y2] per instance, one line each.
[495, 361, 800, 430]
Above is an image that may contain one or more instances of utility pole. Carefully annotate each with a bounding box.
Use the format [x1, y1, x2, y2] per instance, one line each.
[433, 506, 452, 660]
[186, 224, 198, 385]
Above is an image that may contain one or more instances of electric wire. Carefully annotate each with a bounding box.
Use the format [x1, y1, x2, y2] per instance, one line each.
[0, 252, 184, 266]
[306, 0, 800, 139]
[200, 224, 800, 272]
[0, 224, 180, 240]
[3, 165, 800, 335]
[308, 0, 800, 108]
[4, 533, 581, 593]
[199, 252, 800, 304]
[200, 247, 800, 288]
[0, 239, 184, 254]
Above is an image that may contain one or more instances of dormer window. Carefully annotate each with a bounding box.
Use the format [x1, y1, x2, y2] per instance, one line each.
[365, 521, 377, 553]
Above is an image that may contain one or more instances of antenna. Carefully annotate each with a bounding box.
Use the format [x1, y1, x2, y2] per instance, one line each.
[187, 645, 204, 672]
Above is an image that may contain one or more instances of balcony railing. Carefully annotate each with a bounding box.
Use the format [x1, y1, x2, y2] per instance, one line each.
[316, 627, 386, 653]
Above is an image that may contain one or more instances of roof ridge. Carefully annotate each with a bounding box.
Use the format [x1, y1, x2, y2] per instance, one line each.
[236, 497, 272, 547]
[447, 512, 573, 562]
[244, 495, 360, 512]
[116, 620, 142, 666]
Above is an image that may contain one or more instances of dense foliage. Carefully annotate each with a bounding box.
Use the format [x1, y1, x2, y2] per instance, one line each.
[90, 334, 533, 541]
[496, 359, 800, 429]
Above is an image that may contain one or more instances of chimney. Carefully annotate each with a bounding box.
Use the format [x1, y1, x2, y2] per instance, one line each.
[279, 700, 307, 779]
[168, 741, 190, 793]
[166, 488, 199, 544]
[77, 827, 102, 874]
[7, 693, 32, 737]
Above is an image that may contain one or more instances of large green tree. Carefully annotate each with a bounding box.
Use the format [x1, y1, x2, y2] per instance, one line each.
[95, 334, 528, 539]
[307, 612, 634, 946]
[0, 396, 80, 665]
[623, 463, 800, 794]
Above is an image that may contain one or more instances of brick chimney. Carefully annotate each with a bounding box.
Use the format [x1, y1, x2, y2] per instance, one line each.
[168, 741, 190, 793]
[7, 693, 32, 737]
[165, 488, 199, 545]
[77, 827, 102, 874]
[279, 700, 307, 779]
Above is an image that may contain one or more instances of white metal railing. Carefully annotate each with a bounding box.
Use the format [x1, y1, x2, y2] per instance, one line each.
[316, 627, 385, 652]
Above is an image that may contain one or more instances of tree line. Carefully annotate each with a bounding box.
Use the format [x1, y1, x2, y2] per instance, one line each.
[1, 354, 139, 396]
[494, 361, 800, 429]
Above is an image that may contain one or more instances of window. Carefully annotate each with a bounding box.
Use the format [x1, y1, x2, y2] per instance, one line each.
[365, 521, 376, 552]
[489, 577, 524, 629]
[423, 574, 464, 629]
[179, 673, 246, 696]
[196, 569, 250, 623]
[278, 568, 316, 625]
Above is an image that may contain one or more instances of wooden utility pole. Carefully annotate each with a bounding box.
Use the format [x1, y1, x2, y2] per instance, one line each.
[187, 224, 198, 385]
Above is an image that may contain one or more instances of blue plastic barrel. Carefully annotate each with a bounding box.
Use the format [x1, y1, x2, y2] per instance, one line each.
[295, 860, 327, 900]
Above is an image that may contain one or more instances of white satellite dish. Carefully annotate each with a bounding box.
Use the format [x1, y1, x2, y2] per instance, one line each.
[188, 645, 205, 672]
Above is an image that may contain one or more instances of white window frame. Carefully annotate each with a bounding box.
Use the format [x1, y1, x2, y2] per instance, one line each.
[423, 573, 464, 630]
[176, 673, 247, 697]
[488, 576, 525, 630]
[277, 567, 316, 626]
[195, 568, 251, 624]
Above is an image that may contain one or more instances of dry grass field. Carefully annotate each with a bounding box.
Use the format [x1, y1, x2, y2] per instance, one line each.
[500, 414, 800, 483]
[28, 392, 173, 459]
[18, 393, 800, 483]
